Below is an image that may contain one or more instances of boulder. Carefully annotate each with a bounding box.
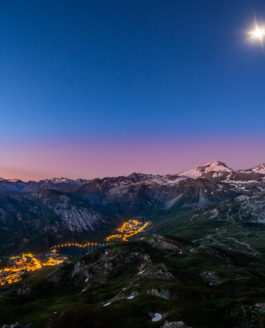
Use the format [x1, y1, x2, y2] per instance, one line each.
[161, 321, 192, 328]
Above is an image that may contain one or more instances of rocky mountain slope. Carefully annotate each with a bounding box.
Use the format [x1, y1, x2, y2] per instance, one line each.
[1, 161, 265, 254]
[2, 161, 265, 327]
[2, 231, 265, 328]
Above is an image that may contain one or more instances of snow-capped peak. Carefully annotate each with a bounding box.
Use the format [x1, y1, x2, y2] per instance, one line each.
[0, 177, 20, 183]
[250, 163, 265, 175]
[178, 161, 233, 179]
[48, 177, 74, 183]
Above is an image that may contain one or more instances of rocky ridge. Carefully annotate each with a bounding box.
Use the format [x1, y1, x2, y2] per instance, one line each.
[2, 161, 265, 254]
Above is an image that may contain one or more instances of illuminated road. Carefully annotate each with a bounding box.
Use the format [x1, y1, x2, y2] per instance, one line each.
[52, 219, 149, 248]
[51, 241, 109, 250]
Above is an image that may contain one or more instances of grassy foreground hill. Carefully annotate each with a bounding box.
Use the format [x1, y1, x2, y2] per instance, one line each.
[2, 210, 265, 328]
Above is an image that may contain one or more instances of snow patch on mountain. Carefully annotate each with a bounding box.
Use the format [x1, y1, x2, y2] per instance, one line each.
[198, 189, 208, 206]
[164, 194, 183, 209]
[251, 164, 265, 175]
[43, 177, 88, 184]
[147, 176, 185, 186]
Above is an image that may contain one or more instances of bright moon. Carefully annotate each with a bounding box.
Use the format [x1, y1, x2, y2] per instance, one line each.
[248, 24, 265, 44]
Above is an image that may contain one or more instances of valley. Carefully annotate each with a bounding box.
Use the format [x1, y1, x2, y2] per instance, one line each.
[2, 161, 265, 256]
[2, 0, 265, 326]
[2, 161, 265, 327]
[0, 220, 149, 287]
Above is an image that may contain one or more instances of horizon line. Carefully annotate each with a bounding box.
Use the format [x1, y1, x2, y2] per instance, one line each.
[1, 160, 264, 183]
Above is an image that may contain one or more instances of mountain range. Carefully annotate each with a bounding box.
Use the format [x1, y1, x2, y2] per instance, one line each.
[1, 160, 265, 255]
[1, 160, 265, 189]
[3, 161, 265, 327]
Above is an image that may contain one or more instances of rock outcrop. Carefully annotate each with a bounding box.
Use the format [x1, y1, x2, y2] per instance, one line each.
[48, 247, 151, 286]
[2, 323, 34, 328]
[161, 321, 192, 328]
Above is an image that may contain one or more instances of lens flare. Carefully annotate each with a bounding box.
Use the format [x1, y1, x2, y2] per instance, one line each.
[248, 22, 265, 47]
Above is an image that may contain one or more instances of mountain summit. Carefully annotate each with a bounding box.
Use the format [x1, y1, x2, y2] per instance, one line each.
[178, 160, 233, 178]
[1, 159, 265, 255]
[250, 163, 265, 174]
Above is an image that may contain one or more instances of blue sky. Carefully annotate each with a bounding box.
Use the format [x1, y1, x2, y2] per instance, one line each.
[0, 0, 265, 179]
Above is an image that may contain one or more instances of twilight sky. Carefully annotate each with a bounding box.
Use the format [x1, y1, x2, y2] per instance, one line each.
[1, 0, 265, 180]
